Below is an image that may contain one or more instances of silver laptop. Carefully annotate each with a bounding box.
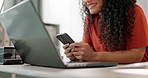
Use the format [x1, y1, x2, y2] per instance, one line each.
[0, 0, 4, 13]
[0, 0, 118, 68]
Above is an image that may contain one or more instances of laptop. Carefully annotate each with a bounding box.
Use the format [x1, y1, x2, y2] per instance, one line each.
[0, 0, 4, 13]
[0, 0, 118, 68]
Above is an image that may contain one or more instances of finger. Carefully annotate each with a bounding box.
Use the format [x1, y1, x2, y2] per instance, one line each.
[69, 42, 80, 48]
[66, 52, 73, 57]
[72, 52, 83, 56]
[63, 44, 70, 49]
[71, 47, 82, 52]
[68, 56, 76, 61]
[69, 43, 76, 49]
[65, 53, 76, 61]
[74, 55, 83, 60]
[70, 42, 85, 48]
[64, 48, 72, 54]
[74, 54, 86, 61]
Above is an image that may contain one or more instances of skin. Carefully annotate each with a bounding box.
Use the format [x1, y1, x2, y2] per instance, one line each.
[83, 0, 103, 14]
[63, 0, 145, 63]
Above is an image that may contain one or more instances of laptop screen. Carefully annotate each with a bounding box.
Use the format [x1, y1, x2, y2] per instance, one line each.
[0, 0, 65, 67]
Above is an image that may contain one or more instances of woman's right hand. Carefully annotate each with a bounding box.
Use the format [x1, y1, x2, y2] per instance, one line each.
[63, 44, 77, 61]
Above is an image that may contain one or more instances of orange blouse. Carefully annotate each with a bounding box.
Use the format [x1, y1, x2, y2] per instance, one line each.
[82, 4, 148, 62]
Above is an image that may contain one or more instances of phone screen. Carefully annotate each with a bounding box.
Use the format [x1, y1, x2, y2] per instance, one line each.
[56, 33, 75, 44]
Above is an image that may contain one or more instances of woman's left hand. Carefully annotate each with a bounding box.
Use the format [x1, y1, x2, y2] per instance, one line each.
[69, 42, 97, 61]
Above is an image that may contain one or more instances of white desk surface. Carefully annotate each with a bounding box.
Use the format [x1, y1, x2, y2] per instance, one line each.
[0, 63, 148, 78]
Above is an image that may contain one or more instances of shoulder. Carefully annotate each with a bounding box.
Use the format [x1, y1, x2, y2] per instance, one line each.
[126, 4, 148, 49]
[134, 4, 147, 26]
[134, 4, 143, 11]
[134, 4, 146, 17]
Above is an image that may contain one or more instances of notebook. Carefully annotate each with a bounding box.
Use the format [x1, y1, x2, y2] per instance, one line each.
[0, 0, 118, 68]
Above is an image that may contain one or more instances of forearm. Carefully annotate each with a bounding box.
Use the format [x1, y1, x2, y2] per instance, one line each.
[94, 48, 145, 63]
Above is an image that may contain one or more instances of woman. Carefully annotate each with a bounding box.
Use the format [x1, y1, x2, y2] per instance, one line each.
[64, 0, 148, 63]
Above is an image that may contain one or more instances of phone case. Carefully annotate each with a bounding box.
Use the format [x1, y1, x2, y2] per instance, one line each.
[56, 33, 75, 44]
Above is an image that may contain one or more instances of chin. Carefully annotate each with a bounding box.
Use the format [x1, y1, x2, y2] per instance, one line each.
[90, 11, 99, 14]
[90, 12, 99, 15]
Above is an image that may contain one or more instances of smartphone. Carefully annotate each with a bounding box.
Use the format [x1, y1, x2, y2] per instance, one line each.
[56, 33, 75, 44]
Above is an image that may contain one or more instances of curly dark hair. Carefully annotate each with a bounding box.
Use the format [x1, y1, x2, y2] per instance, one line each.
[80, 0, 136, 51]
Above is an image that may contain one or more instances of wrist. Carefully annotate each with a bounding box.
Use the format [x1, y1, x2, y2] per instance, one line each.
[92, 52, 100, 61]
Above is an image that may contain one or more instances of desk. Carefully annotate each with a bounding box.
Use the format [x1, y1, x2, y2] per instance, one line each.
[0, 64, 148, 78]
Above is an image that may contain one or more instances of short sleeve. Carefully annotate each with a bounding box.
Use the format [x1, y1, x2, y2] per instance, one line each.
[127, 5, 148, 49]
[82, 16, 93, 47]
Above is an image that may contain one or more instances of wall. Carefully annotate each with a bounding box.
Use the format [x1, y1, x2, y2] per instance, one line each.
[137, 0, 148, 22]
[41, 0, 83, 61]
[41, 0, 83, 42]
